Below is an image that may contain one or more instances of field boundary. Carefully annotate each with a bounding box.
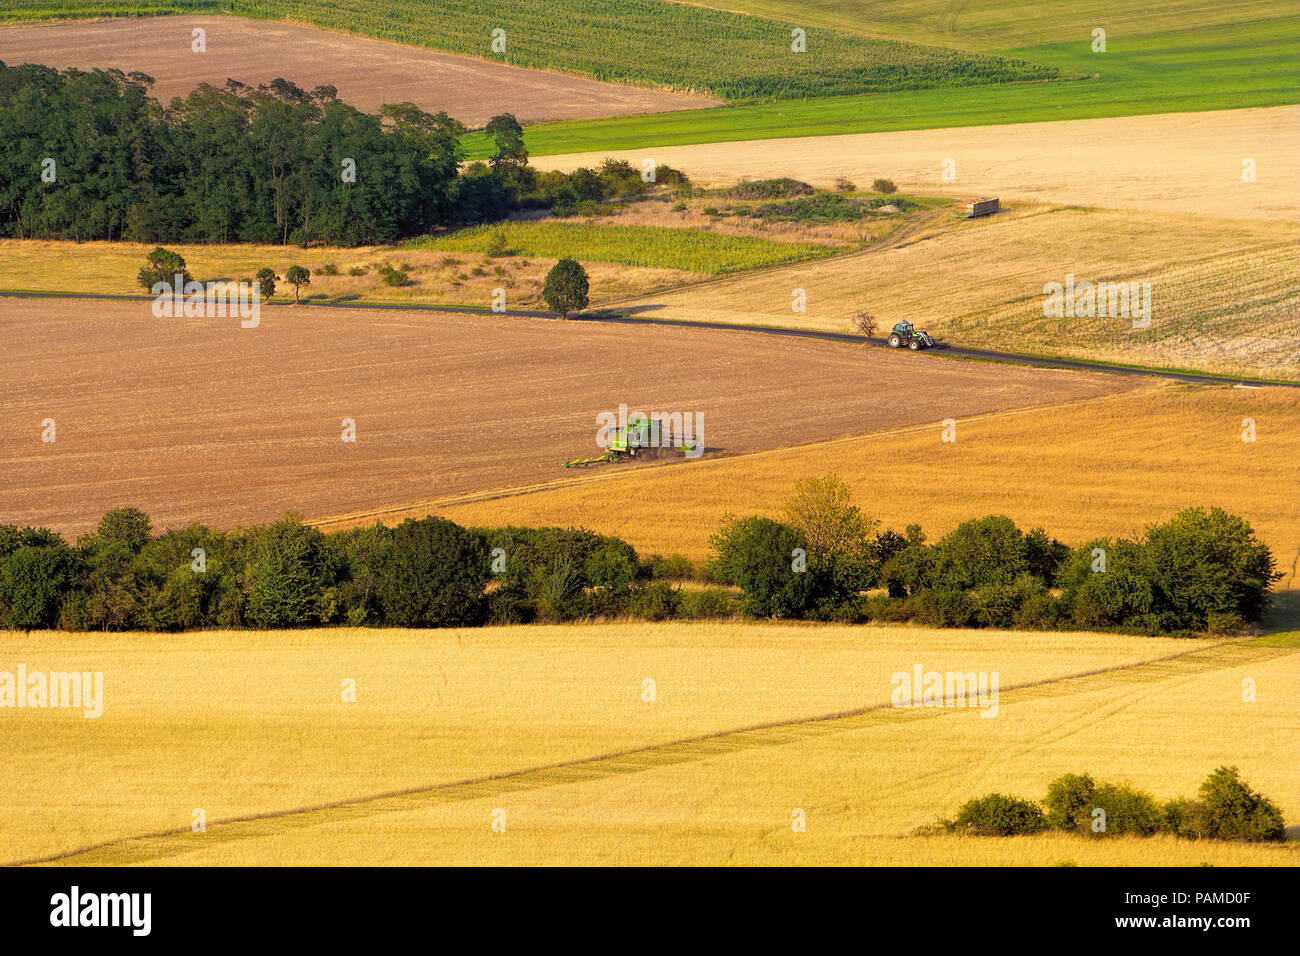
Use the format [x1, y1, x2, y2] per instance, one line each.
[10, 638, 1290, 866]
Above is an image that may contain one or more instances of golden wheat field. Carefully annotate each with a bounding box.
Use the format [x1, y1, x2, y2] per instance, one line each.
[534, 106, 1300, 221]
[370, 384, 1300, 582]
[614, 204, 1300, 379]
[2, 625, 1293, 866]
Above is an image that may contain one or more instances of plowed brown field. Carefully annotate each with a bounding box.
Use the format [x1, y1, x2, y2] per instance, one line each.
[0, 296, 1135, 535]
[0, 15, 720, 126]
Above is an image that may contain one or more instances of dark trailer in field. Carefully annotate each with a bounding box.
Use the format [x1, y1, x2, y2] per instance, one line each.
[960, 197, 1000, 218]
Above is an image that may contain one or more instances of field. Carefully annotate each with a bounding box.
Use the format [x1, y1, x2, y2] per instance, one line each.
[606, 203, 1300, 379]
[419, 384, 1300, 589]
[0, 238, 705, 309]
[0, 14, 719, 126]
[2, 625, 1295, 865]
[0, 295, 1131, 537]
[532, 106, 1300, 222]
[0, 1, 1055, 100]
[463, 15, 1300, 155]
[406, 220, 839, 274]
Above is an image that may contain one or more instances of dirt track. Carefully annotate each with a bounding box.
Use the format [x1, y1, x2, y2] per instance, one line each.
[0, 14, 719, 125]
[0, 297, 1136, 535]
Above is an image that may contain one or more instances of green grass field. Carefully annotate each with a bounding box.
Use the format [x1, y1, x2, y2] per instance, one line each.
[462, 16, 1300, 155]
[406, 220, 838, 273]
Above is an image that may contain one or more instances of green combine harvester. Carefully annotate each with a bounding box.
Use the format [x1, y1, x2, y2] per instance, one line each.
[564, 413, 701, 468]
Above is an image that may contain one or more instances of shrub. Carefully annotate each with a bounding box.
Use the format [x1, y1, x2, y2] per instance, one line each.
[347, 265, 367, 276]
[952, 794, 1046, 836]
[676, 587, 740, 620]
[1044, 773, 1096, 831]
[1090, 782, 1164, 836]
[244, 519, 332, 627]
[931, 515, 1028, 590]
[629, 581, 678, 620]
[726, 178, 814, 199]
[917, 588, 977, 627]
[1195, 766, 1285, 841]
[647, 553, 697, 580]
[872, 178, 898, 194]
[0, 544, 77, 628]
[1143, 508, 1279, 631]
[378, 517, 488, 627]
[317, 262, 339, 276]
[380, 264, 409, 286]
[834, 177, 856, 193]
[709, 515, 818, 618]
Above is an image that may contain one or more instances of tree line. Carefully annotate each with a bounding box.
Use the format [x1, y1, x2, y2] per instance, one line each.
[0, 62, 687, 245]
[0, 480, 1278, 634]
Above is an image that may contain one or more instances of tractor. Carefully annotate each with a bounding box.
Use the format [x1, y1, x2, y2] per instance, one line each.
[886, 320, 936, 350]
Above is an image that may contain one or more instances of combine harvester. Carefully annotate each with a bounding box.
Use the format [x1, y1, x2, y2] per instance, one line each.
[564, 412, 701, 468]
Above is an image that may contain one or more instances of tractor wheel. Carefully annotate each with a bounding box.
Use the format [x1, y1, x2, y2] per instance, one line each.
[887, 333, 902, 348]
[907, 337, 921, 350]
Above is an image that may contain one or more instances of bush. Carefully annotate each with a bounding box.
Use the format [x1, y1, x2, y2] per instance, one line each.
[1044, 773, 1096, 831]
[1195, 766, 1285, 841]
[378, 517, 488, 627]
[917, 588, 977, 628]
[244, 519, 332, 627]
[834, 177, 856, 193]
[872, 178, 898, 194]
[647, 553, 697, 581]
[676, 587, 740, 620]
[0, 544, 77, 628]
[629, 581, 678, 620]
[380, 264, 409, 286]
[1090, 782, 1164, 836]
[725, 178, 814, 199]
[709, 516, 819, 618]
[347, 265, 367, 276]
[952, 794, 1047, 836]
[317, 263, 339, 276]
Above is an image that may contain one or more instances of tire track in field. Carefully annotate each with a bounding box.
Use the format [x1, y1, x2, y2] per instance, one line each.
[11, 640, 1292, 867]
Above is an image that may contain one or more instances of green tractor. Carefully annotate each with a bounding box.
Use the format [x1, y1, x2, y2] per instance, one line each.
[564, 413, 701, 468]
[886, 320, 936, 350]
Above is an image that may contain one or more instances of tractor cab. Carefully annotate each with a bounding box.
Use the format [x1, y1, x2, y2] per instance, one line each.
[892, 321, 914, 334]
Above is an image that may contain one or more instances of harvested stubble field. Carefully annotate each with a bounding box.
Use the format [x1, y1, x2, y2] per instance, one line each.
[0, 296, 1132, 537]
[2, 626, 1294, 866]
[426, 384, 1300, 580]
[533, 106, 1300, 222]
[0, 15, 720, 125]
[613, 204, 1300, 380]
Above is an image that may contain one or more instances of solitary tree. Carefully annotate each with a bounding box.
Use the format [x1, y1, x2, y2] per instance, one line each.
[542, 258, 589, 319]
[484, 113, 527, 177]
[136, 247, 191, 291]
[256, 267, 278, 299]
[285, 265, 310, 303]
